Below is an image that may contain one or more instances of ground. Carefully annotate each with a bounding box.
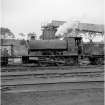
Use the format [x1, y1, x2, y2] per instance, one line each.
[1, 88, 104, 105]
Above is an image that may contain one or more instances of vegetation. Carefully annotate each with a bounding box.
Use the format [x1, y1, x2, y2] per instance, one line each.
[0, 27, 15, 39]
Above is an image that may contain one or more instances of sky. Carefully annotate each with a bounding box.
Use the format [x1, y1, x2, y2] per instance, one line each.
[1, 0, 104, 37]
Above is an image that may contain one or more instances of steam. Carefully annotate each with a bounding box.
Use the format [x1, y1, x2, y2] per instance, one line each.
[55, 21, 79, 37]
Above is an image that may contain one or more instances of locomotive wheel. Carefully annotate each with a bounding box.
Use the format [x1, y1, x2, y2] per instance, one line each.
[56, 62, 65, 66]
[55, 57, 65, 66]
[65, 57, 77, 65]
[39, 62, 48, 67]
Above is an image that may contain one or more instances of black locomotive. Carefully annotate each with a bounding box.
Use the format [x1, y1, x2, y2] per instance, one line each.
[22, 37, 82, 66]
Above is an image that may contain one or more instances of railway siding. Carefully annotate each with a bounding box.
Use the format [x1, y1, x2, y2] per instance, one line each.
[1, 65, 104, 72]
[1, 65, 104, 93]
[1, 78, 104, 93]
[1, 68, 104, 76]
[2, 76, 103, 86]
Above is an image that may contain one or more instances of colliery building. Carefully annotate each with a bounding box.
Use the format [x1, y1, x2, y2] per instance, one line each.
[41, 25, 57, 40]
[41, 20, 104, 40]
[41, 20, 65, 40]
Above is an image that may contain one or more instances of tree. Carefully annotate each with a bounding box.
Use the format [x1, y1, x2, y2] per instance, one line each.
[18, 33, 27, 40]
[19, 33, 26, 37]
[80, 32, 97, 43]
[27, 32, 36, 40]
[86, 32, 95, 42]
[0, 27, 15, 39]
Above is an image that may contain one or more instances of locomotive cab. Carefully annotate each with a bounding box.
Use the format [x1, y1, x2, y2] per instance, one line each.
[64, 37, 82, 55]
[75, 37, 82, 55]
[63, 37, 82, 65]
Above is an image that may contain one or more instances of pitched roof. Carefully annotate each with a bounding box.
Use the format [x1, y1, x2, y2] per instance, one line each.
[48, 20, 104, 33]
[78, 23, 104, 33]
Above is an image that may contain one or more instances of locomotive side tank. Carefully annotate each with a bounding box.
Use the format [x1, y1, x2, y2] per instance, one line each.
[28, 37, 81, 53]
[28, 40, 67, 50]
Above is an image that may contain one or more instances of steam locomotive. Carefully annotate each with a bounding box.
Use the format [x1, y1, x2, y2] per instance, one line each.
[1, 36, 104, 66]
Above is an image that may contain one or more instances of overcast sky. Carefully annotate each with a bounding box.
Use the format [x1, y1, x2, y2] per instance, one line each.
[2, 0, 104, 36]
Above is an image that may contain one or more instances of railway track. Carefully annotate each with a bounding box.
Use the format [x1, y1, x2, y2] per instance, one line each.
[1, 65, 104, 93]
[1, 70, 104, 80]
[1, 78, 104, 93]
[1, 69, 104, 92]
[1, 65, 104, 72]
